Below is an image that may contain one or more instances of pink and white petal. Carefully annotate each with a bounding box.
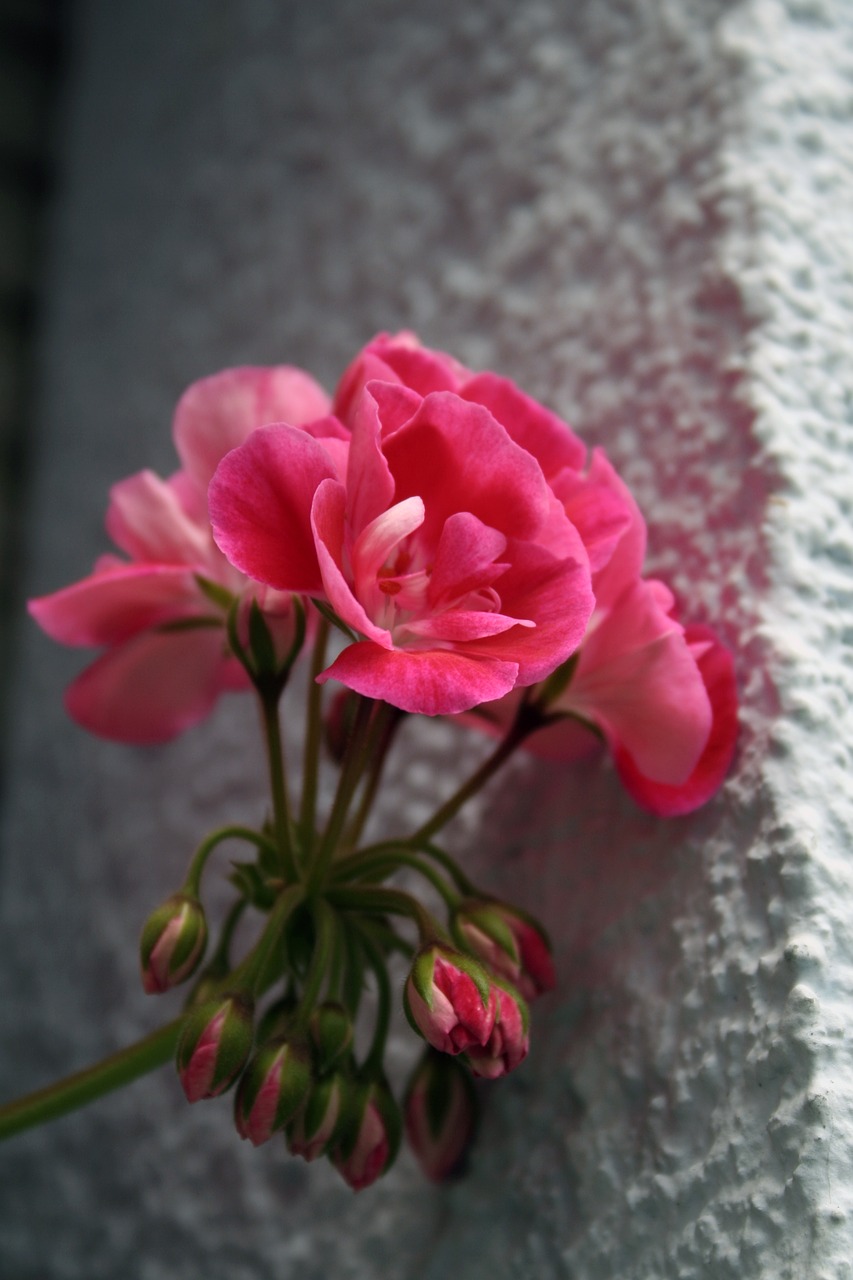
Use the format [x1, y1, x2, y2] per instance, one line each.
[105, 470, 212, 566]
[427, 512, 508, 609]
[400, 610, 532, 643]
[614, 625, 738, 815]
[352, 497, 426, 593]
[461, 372, 586, 477]
[64, 626, 237, 743]
[311, 479, 392, 646]
[174, 366, 332, 492]
[29, 564, 203, 647]
[209, 424, 337, 593]
[565, 584, 713, 785]
[318, 642, 519, 716]
[383, 393, 553, 548]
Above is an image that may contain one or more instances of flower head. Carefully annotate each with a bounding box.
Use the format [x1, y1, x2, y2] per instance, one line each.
[209, 374, 594, 716]
[29, 367, 329, 742]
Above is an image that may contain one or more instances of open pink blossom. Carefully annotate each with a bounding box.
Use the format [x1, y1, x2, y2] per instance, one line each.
[210, 379, 594, 716]
[344, 335, 735, 812]
[29, 366, 330, 743]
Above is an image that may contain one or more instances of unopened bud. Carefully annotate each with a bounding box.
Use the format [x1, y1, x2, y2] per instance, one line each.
[464, 980, 529, 1079]
[287, 1073, 344, 1162]
[176, 992, 254, 1102]
[332, 1078, 401, 1192]
[404, 1050, 478, 1181]
[234, 1036, 313, 1145]
[453, 899, 556, 1001]
[404, 944, 496, 1056]
[140, 893, 207, 995]
[309, 1001, 353, 1074]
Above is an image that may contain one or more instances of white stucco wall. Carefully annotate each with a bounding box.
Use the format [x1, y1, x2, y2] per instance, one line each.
[1, 1, 851, 1276]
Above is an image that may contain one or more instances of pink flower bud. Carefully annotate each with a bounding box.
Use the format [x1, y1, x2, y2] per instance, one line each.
[234, 1036, 313, 1146]
[139, 893, 207, 995]
[404, 1050, 478, 1181]
[176, 992, 254, 1102]
[453, 900, 556, 1002]
[404, 945, 496, 1056]
[464, 982, 529, 1079]
[332, 1080, 401, 1192]
[287, 1074, 344, 1162]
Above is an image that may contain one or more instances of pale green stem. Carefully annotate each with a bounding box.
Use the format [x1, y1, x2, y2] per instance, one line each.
[0, 1018, 183, 1142]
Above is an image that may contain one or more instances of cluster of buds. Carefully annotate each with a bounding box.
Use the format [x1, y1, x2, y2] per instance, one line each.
[139, 878, 555, 1188]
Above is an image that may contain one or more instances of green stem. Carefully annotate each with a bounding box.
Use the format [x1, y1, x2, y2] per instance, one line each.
[184, 825, 280, 897]
[409, 708, 540, 845]
[332, 848, 460, 909]
[0, 1018, 183, 1142]
[339, 839, 476, 896]
[299, 616, 330, 854]
[342, 704, 403, 853]
[231, 884, 305, 996]
[259, 691, 297, 883]
[293, 899, 336, 1032]
[309, 696, 375, 893]
[327, 885, 442, 945]
[353, 925, 392, 1076]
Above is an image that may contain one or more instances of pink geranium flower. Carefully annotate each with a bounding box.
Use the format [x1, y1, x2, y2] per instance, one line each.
[29, 367, 330, 742]
[341, 334, 737, 811]
[210, 378, 594, 716]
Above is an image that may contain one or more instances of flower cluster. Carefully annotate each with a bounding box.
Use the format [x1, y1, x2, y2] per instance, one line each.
[22, 332, 738, 1187]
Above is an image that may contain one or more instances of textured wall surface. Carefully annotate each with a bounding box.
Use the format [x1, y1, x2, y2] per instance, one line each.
[1, 0, 851, 1276]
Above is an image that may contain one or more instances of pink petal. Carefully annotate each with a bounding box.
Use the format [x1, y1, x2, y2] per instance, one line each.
[174, 366, 331, 493]
[382, 392, 553, 549]
[614, 625, 738, 815]
[462, 541, 594, 686]
[550, 466, 634, 574]
[345, 385, 398, 537]
[351, 496, 426, 599]
[311, 479, 392, 647]
[461, 372, 586, 476]
[565, 582, 714, 785]
[64, 626, 243, 743]
[401, 610, 532, 643]
[29, 564, 204, 647]
[318, 642, 519, 716]
[584, 450, 647, 607]
[427, 512, 508, 608]
[209, 424, 338, 593]
[105, 470, 212, 565]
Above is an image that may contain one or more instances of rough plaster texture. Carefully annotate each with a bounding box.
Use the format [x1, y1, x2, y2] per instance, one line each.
[0, 0, 851, 1276]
